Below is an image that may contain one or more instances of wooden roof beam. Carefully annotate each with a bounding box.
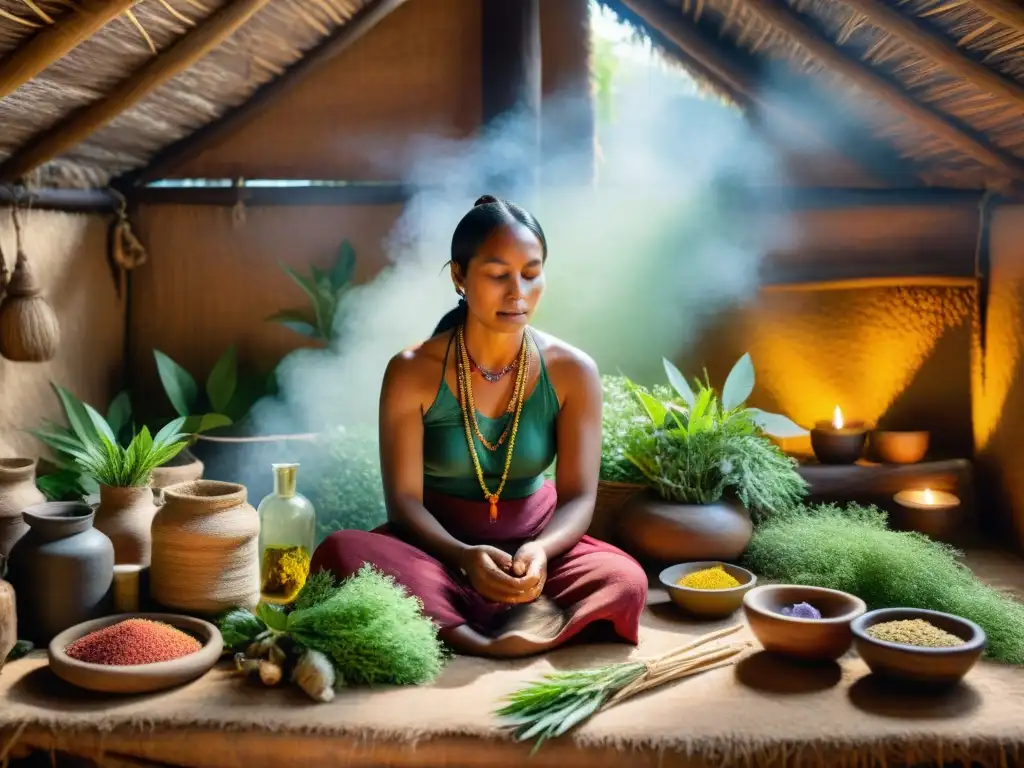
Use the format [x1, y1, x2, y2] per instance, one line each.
[0, 0, 274, 184]
[617, 0, 921, 186]
[837, 0, 1024, 113]
[971, 0, 1024, 35]
[743, 0, 1024, 182]
[121, 0, 409, 187]
[0, 0, 137, 101]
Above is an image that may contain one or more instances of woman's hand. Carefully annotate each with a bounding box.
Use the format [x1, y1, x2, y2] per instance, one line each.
[510, 541, 548, 600]
[460, 545, 530, 604]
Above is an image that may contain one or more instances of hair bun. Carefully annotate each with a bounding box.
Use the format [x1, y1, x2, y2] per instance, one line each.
[474, 195, 500, 207]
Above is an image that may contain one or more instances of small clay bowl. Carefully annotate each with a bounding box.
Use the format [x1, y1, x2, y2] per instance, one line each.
[850, 607, 985, 687]
[872, 430, 930, 464]
[48, 612, 223, 694]
[659, 562, 756, 619]
[742, 584, 867, 661]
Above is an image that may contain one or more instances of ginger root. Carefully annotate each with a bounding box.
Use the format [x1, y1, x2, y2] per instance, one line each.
[292, 649, 337, 702]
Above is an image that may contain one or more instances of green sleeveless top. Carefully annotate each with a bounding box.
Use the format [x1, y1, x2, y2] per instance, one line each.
[422, 331, 560, 500]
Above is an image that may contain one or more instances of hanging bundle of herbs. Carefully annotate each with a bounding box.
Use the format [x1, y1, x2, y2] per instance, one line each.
[217, 564, 447, 702]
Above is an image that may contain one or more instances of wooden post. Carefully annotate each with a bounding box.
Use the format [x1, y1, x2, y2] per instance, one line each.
[480, 0, 542, 197]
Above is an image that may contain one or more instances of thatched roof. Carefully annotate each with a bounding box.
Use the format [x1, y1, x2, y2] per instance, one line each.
[598, 0, 1024, 191]
[0, 0, 1022, 191]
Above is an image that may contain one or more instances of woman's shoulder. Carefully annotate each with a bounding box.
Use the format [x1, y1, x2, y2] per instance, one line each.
[383, 332, 451, 396]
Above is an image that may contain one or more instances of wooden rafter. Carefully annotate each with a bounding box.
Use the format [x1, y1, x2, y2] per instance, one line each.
[618, 0, 921, 186]
[121, 0, 409, 186]
[0, 0, 136, 101]
[837, 0, 1024, 113]
[0, 0, 274, 184]
[741, 0, 1024, 182]
[971, 0, 1024, 34]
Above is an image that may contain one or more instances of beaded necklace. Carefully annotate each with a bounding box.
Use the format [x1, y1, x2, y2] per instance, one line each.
[455, 325, 531, 522]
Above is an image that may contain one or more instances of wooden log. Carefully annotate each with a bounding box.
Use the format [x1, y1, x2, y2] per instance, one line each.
[0, 0, 274, 184]
[971, 0, 1024, 34]
[0, 0, 136, 101]
[123, 0, 408, 186]
[837, 0, 1024, 114]
[0, 185, 120, 213]
[480, 0, 541, 195]
[742, 0, 1024, 182]
[130, 182, 413, 206]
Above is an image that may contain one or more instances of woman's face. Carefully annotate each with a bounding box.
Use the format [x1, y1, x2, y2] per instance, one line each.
[454, 222, 545, 332]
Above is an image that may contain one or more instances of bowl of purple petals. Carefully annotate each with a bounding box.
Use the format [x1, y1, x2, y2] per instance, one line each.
[743, 584, 867, 661]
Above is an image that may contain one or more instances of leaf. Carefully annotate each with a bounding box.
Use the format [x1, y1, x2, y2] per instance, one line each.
[330, 240, 357, 291]
[50, 383, 101, 446]
[722, 353, 755, 411]
[746, 408, 809, 438]
[154, 350, 199, 418]
[266, 308, 321, 339]
[662, 359, 695, 408]
[83, 402, 117, 446]
[631, 387, 667, 427]
[217, 609, 266, 651]
[206, 346, 238, 414]
[181, 413, 233, 435]
[280, 263, 320, 305]
[105, 391, 132, 437]
[257, 603, 289, 632]
[223, 372, 269, 423]
[152, 416, 188, 448]
[28, 428, 84, 455]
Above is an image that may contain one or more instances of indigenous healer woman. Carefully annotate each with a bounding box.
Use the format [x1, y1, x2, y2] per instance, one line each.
[311, 195, 647, 658]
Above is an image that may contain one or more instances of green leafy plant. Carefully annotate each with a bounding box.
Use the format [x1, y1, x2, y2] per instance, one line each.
[29, 384, 137, 500]
[268, 240, 356, 342]
[742, 503, 1024, 664]
[599, 375, 676, 484]
[154, 346, 275, 437]
[621, 353, 808, 516]
[65, 418, 190, 488]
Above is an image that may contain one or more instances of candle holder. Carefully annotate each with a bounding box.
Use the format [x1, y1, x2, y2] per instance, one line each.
[872, 430, 930, 464]
[811, 420, 867, 464]
[892, 489, 962, 543]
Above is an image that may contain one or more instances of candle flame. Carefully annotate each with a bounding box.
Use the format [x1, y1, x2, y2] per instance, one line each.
[922, 488, 934, 505]
[832, 405, 844, 429]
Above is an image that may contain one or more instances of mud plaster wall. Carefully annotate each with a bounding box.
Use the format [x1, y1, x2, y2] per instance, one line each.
[0, 211, 125, 460]
[973, 204, 1024, 551]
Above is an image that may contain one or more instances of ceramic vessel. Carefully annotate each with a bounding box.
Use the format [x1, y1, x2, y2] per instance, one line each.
[94, 485, 159, 566]
[0, 577, 15, 673]
[872, 431, 930, 464]
[851, 607, 985, 687]
[0, 458, 45, 560]
[616, 491, 752, 566]
[150, 480, 261, 615]
[742, 584, 867, 661]
[658, 562, 756, 619]
[48, 612, 223, 694]
[5, 501, 114, 645]
[150, 449, 204, 504]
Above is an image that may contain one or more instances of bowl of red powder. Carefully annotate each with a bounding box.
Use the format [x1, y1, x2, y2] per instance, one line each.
[48, 613, 223, 694]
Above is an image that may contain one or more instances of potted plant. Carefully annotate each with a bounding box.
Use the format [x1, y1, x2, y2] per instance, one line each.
[615, 353, 809, 566]
[64, 414, 189, 567]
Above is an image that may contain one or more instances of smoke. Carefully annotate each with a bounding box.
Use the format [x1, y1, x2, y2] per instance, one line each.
[250, 38, 796, 437]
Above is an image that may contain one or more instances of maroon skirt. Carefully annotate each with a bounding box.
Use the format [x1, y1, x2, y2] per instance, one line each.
[309, 481, 648, 647]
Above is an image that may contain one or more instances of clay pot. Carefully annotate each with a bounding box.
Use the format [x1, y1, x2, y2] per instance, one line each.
[0, 578, 15, 674]
[0, 458, 45, 560]
[150, 448, 204, 505]
[615, 491, 752, 566]
[150, 480, 261, 615]
[94, 485, 158, 566]
[5, 502, 114, 645]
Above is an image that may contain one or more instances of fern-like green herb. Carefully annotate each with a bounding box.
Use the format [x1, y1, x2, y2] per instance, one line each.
[599, 375, 676, 484]
[742, 503, 1024, 664]
[291, 569, 340, 612]
[66, 418, 189, 487]
[286, 563, 446, 685]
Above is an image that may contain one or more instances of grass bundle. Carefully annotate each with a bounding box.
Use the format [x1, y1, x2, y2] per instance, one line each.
[742, 503, 1024, 664]
[496, 625, 751, 752]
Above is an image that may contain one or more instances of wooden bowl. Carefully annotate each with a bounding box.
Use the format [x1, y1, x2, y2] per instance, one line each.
[850, 608, 985, 687]
[659, 562, 756, 619]
[48, 612, 223, 694]
[872, 431, 930, 464]
[742, 584, 867, 661]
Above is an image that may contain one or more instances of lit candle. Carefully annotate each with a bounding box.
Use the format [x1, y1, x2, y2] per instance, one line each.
[810, 405, 867, 464]
[893, 488, 960, 511]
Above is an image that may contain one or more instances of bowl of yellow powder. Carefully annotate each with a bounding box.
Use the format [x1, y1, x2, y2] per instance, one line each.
[851, 607, 986, 687]
[658, 562, 756, 619]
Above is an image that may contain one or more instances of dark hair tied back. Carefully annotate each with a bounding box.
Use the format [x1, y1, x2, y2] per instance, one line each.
[431, 195, 548, 336]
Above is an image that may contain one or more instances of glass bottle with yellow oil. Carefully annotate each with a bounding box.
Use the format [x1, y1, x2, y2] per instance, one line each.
[257, 463, 316, 604]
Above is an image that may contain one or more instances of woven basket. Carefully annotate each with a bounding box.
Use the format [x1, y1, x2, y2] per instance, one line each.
[590, 479, 645, 541]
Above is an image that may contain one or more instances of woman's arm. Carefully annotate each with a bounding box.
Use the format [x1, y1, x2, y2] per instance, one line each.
[529, 352, 603, 560]
[378, 352, 470, 569]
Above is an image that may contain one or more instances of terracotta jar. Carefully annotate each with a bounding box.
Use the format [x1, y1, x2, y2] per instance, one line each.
[0, 458, 45, 560]
[150, 480, 260, 615]
[615, 491, 753, 567]
[150, 448, 204, 504]
[94, 485, 159, 566]
[5, 502, 114, 645]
